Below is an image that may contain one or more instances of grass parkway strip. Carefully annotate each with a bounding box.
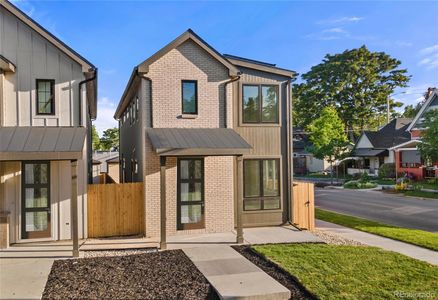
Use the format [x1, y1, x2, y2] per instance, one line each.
[253, 243, 438, 300]
[316, 208, 438, 251]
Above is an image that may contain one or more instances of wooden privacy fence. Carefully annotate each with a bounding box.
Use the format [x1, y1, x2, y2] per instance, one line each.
[88, 183, 144, 238]
[292, 181, 315, 230]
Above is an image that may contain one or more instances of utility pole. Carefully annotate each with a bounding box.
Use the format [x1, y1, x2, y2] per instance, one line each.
[387, 95, 390, 124]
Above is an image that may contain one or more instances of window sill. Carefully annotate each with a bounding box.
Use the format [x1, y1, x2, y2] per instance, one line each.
[34, 114, 58, 119]
[179, 114, 198, 119]
[239, 122, 281, 127]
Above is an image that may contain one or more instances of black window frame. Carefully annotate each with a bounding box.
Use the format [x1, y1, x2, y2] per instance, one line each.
[243, 158, 281, 211]
[242, 84, 279, 124]
[177, 158, 205, 230]
[36, 79, 55, 115]
[21, 161, 51, 239]
[181, 80, 198, 115]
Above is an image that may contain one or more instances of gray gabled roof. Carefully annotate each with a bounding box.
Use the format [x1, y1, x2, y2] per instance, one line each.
[147, 128, 252, 156]
[361, 118, 412, 149]
[0, 127, 86, 161]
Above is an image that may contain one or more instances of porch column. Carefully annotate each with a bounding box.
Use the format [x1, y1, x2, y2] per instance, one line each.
[71, 160, 79, 257]
[160, 156, 167, 250]
[236, 155, 244, 244]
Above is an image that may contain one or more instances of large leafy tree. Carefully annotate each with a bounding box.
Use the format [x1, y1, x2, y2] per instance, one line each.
[99, 128, 119, 151]
[294, 46, 410, 140]
[418, 110, 438, 165]
[307, 107, 349, 183]
[91, 125, 101, 151]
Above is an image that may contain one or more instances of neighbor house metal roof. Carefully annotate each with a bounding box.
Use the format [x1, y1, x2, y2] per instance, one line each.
[147, 128, 252, 156]
[0, 127, 86, 161]
[352, 148, 388, 157]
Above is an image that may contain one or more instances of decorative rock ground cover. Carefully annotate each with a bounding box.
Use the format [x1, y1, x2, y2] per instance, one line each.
[42, 250, 218, 300]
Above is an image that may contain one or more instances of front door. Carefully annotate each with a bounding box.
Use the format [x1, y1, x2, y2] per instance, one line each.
[177, 158, 205, 230]
[21, 161, 51, 239]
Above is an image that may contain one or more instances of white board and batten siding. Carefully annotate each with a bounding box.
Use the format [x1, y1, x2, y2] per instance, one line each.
[0, 6, 85, 127]
[0, 5, 90, 243]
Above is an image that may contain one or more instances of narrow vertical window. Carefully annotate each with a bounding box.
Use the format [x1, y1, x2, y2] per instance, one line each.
[242, 85, 260, 123]
[36, 79, 55, 115]
[182, 80, 198, 114]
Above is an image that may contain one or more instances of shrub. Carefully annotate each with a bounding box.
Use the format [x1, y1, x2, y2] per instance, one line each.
[378, 163, 396, 179]
[359, 172, 370, 183]
[343, 181, 377, 189]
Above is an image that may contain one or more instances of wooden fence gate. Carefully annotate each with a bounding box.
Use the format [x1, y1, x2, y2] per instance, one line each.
[88, 183, 144, 238]
[292, 181, 315, 230]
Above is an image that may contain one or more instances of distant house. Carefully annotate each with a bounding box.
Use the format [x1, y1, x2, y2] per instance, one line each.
[293, 129, 330, 175]
[92, 151, 119, 183]
[390, 88, 438, 179]
[349, 118, 412, 175]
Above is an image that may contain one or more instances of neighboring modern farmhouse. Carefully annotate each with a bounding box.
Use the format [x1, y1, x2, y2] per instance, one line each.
[349, 118, 412, 175]
[390, 88, 438, 179]
[114, 29, 295, 248]
[0, 1, 97, 251]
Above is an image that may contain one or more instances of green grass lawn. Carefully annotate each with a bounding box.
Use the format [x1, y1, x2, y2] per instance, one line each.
[405, 190, 438, 199]
[413, 182, 438, 190]
[316, 208, 438, 251]
[372, 179, 396, 185]
[254, 244, 438, 300]
[297, 173, 351, 180]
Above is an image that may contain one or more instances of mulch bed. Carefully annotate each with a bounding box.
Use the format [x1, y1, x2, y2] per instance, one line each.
[42, 249, 218, 300]
[233, 245, 317, 300]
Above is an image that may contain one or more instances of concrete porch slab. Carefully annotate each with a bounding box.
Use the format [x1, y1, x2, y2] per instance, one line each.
[167, 226, 322, 249]
[183, 245, 290, 300]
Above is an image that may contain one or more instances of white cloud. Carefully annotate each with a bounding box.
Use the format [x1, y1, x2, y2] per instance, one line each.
[317, 16, 364, 25]
[93, 97, 118, 135]
[419, 44, 438, 55]
[322, 27, 348, 34]
[418, 44, 438, 70]
[306, 27, 350, 41]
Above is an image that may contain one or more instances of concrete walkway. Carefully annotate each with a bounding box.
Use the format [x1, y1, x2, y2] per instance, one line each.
[0, 258, 54, 299]
[183, 245, 290, 300]
[317, 220, 438, 265]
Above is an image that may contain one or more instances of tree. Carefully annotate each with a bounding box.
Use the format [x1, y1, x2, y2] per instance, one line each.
[91, 125, 101, 151]
[418, 110, 438, 165]
[307, 107, 349, 184]
[99, 128, 119, 151]
[294, 46, 410, 140]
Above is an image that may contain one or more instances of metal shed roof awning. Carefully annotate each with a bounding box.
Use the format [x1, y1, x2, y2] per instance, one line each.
[0, 127, 86, 161]
[352, 148, 388, 157]
[147, 128, 252, 156]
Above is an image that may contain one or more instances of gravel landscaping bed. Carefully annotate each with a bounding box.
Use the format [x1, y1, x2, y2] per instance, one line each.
[43, 249, 218, 300]
[312, 230, 365, 246]
[233, 245, 316, 300]
[84, 248, 157, 258]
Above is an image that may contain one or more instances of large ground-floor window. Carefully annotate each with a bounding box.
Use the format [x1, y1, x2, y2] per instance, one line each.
[243, 158, 280, 211]
[177, 158, 205, 230]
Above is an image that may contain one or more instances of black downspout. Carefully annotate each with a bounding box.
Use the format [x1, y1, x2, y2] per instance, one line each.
[78, 69, 97, 126]
[223, 75, 241, 128]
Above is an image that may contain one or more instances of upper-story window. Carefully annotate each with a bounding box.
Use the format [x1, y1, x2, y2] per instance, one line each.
[36, 79, 55, 115]
[182, 80, 198, 115]
[242, 84, 279, 123]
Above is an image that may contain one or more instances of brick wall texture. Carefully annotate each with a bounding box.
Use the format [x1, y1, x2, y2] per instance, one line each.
[144, 40, 235, 238]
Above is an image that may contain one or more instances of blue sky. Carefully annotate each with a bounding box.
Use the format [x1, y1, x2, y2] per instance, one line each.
[12, 0, 438, 134]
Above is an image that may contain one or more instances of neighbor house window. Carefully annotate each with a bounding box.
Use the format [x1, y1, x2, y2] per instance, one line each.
[182, 80, 197, 114]
[243, 159, 280, 211]
[242, 84, 278, 123]
[36, 79, 55, 115]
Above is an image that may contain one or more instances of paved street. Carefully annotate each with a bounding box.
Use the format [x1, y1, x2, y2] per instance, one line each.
[315, 188, 438, 233]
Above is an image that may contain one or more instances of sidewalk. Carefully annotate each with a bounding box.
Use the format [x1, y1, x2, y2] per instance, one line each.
[316, 220, 438, 265]
[183, 245, 291, 299]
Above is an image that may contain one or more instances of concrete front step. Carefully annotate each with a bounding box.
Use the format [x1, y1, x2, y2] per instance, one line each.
[183, 245, 290, 300]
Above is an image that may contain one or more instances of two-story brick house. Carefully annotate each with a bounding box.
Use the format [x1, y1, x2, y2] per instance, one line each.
[0, 1, 97, 254]
[390, 88, 438, 179]
[114, 29, 295, 248]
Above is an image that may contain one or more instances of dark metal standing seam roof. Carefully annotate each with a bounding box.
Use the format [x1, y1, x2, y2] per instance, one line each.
[147, 128, 252, 156]
[0, 127, 86, 161]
